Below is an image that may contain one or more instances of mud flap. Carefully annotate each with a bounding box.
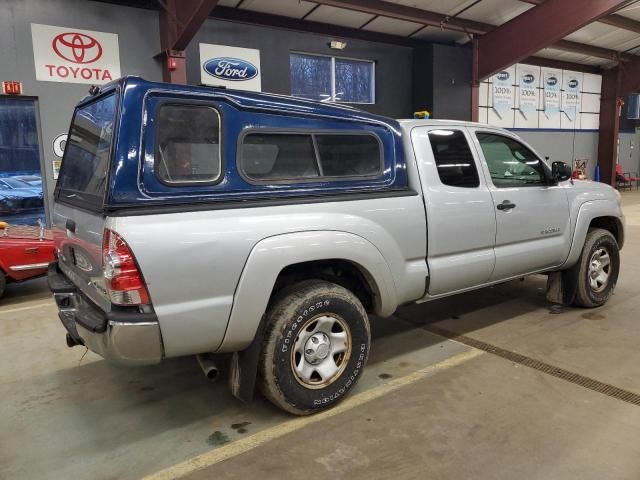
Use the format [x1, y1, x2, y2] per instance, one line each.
[546, 260, 581, 307]
[229, 315, 266, 403]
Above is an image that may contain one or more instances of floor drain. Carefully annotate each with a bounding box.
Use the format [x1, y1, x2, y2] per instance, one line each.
[424, 324, 640, 407]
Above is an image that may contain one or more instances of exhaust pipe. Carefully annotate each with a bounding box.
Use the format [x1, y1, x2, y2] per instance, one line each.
[196, 354, 219, 381]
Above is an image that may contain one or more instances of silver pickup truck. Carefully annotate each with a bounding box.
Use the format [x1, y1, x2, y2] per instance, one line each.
[49, 77, 624, 415]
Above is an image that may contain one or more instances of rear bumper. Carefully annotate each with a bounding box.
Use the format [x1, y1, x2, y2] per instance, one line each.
[48, 261, 163, 366]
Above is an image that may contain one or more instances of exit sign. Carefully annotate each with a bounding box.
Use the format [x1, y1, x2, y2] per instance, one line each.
[2, 81, 23, 95]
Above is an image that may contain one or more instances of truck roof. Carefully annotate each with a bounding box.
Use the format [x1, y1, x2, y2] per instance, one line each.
[397, 119, 496, 128]
[88, 76, 400, 129]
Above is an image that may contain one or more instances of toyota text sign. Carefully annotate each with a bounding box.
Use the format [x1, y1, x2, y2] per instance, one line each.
[31, 24, 121, 84]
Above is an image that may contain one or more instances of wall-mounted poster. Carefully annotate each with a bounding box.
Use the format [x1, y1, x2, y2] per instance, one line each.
[31, 23, 120, 84]
[492, 70, 513, 119]
[518, 68, 537, 119]
[543, 70, 561, 119]
[200, 43, 262, 91]
[564, 75, 581, 121]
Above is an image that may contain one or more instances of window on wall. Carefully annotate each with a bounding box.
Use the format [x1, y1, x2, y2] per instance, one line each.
[290, 53, 375, 104]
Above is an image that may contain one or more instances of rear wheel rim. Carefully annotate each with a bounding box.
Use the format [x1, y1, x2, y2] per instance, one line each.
[291, 315, 352, 389]
[588, 247, 611, 293]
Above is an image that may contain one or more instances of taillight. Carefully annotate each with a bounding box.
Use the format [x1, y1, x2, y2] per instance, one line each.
[102, 229, 150, 306]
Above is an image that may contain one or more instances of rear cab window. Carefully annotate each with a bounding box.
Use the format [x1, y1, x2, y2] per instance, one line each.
[427, 129, 480, 188]
[55, 93, 117, 210]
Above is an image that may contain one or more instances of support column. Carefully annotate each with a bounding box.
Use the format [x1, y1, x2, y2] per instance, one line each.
[597, 67, 622, 186]
[160, 50, 187, 84]
[471, 38, 480, 122]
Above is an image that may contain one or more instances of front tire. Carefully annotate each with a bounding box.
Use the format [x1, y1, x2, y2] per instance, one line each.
[573, 228, 620, 308]
[259, 280, 370, 415]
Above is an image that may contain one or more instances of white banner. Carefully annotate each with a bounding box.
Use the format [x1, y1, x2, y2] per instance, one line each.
[518, 69, 537, 119]
[31, 23, 120, 84]
[200, 43, 261, 91]
[563, 75, 581, 121]
[492, 71, 513, 119]
[543, 71, 561, 119]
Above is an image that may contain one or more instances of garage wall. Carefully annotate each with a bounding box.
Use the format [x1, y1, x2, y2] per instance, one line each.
[185, 18, 414, 119]
[0, 0, 162, 219]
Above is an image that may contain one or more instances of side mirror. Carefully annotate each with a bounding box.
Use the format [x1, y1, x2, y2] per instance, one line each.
[552, 161, 572, 183]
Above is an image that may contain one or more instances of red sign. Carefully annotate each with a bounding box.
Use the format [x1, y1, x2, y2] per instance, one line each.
[2, 81, 23, 95]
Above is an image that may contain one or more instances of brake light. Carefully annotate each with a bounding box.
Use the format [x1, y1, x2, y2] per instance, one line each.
[102, 229, 150, 306]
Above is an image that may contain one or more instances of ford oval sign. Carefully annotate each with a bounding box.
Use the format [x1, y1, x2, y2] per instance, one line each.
[203, 57, 258, 81]
[568, 79, 579, 89]
[547, 76, 558, 86]
[522, 73, 535, 84]
[497, 71, 510, 81]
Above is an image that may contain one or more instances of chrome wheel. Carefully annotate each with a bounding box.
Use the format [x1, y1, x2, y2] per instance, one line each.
[292, 315, 352, 389]
[588, 247, 611, 293]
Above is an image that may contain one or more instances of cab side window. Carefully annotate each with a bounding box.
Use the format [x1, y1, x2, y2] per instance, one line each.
[427, 129, 479, 188]
[476, 133, 546, 187]
[156, 104, 221, 184]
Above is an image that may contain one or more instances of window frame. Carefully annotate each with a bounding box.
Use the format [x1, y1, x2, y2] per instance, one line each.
[153, 101, 224, 187]
[237, 128, 384, 185]
[289, 51, 376, 105]
[474, 131, 552, 189]
[427, 128, 481, 189]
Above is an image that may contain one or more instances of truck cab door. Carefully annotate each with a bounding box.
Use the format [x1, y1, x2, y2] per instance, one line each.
[469, 129, 571, 280]
[410, 126, 496, 296]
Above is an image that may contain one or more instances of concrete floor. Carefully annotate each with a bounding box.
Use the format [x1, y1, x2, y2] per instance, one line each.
[2, 192, 640, 480]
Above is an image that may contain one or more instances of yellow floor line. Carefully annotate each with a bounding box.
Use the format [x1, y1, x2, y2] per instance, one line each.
[0, 301, 54, 315]
[143, 348, 484, 480]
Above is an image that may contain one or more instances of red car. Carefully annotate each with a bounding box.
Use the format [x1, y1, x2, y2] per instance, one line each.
[0, 223, 55, 297]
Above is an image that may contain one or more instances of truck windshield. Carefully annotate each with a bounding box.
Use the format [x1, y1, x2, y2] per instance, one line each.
[55, 93, 117, 210]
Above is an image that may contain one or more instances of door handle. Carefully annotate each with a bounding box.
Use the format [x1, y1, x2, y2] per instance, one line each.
[497, 200, 516, 211]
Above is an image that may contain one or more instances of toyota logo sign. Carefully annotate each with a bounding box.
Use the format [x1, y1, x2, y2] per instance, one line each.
[52, 32, 103, 64]
[31, 24, 121, 84]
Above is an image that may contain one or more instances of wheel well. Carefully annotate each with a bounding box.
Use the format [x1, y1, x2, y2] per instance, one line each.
[589, 216, 624, 248]
[272, 259, 379, 312]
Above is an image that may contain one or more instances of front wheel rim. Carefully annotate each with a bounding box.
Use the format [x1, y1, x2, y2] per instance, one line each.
[291, 315, 352, 389]
[588, 247, 611, 293]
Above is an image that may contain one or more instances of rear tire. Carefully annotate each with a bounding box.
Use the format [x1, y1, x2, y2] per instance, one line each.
[0, 272, 5, 298]
[573, 228, 620, 308]
[259, 280, 370, 415]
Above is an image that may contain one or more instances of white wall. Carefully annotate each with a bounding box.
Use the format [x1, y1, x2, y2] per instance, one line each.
[478, 63, 601, 131]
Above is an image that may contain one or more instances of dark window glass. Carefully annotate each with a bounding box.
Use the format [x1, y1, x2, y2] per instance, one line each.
[316, 134, 381, 177]
[156, 104, 221, 184]
[241, 134, 319, 181]
[290, 53, 332, 102]
[427, 130, 479, 188]
[334, 58, 374, 103]
[476, 133, 546, 187]
[56, 93, 117, 209]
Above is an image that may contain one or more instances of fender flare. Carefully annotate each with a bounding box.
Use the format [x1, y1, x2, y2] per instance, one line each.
[217, 230, 398, 353]
[561, 200, 624, 269]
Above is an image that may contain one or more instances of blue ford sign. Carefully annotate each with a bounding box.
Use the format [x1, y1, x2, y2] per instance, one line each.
[546, 76, 558, 86]
[496, 71, 510, 81]
[568, 79, 579, 89]
[203, 57, 259, 81]
[522, 73, 535, 84]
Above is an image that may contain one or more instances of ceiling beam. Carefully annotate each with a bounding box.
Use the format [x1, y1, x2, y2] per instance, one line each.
[210, 6, 421, 47]
[312, 0, 490, 34]
[312, 0, 634, 64]
[520, 0, 640, 35]
[477, 0, 633, 79]
[521, 55, 603, 74]
[158, 0, 219, 51]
